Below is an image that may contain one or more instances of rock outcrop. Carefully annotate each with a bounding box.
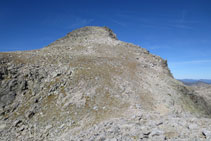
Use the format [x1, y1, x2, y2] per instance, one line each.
[0, 26, 211, 140]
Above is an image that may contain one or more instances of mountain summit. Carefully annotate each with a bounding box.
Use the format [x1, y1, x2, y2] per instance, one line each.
[66, 26, 118, 39]
[0, 26, 211, 140]
[46, 26, 118, 49]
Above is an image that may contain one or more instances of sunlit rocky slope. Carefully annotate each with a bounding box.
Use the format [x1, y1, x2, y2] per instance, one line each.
[0, 26, 211, 140]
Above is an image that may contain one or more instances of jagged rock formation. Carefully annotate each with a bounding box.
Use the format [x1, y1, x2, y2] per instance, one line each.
[0, 26, 211, 140]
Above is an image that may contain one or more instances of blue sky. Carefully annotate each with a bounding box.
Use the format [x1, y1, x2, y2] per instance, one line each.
[0, 0, 211, 79]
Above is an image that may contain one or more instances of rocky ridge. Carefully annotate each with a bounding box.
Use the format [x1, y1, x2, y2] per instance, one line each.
[186, 82, 211, 116]
[0, 26, 211, 140]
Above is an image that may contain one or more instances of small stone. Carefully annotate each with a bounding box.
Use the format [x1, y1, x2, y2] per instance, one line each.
[1, 92, 16, 105]
[59, 124, 65, 129]
[202, 130, 211, 139]
[135, 104, 141, 109]
[27, 111, 35, 119]
[20, 80, 28, 90]
[0, 123, 6, 130]
[19, 125, 25, 132]
[110, 138, 117, 141]
[188, 123, 197, 129]
[99, 137, 106, 141]
[93, 106, 98, 111]
[52, 71, 61, 78]
[14, 120, 22, 127]
[35, 98, 39, 103]
[151, 129, 163, 137]
[46, 125, 52, 130]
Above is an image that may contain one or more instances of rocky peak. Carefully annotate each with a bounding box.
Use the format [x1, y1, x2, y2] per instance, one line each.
[66, 26, 117, 40]
[1, 26, 211, 141]
[45, 26, 118, 48]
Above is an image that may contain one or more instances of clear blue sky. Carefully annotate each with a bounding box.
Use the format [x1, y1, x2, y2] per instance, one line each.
[1, 0, 211, 79]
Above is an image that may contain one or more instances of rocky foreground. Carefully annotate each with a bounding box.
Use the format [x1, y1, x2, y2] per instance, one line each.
[0, 26, 211, 141]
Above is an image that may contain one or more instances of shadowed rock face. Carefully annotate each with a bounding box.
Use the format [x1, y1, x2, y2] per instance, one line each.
[0, 26, 211, 140]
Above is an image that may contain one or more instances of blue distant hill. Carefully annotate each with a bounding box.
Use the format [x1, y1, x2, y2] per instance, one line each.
[178, 79, 211, 85]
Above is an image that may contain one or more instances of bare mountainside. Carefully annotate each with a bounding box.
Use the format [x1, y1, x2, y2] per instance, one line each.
[186, 82, 211, 115]
[0, 26, 211, 140]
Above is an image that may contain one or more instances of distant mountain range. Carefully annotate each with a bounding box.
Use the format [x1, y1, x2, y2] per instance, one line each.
[179, 79, 211, 85]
